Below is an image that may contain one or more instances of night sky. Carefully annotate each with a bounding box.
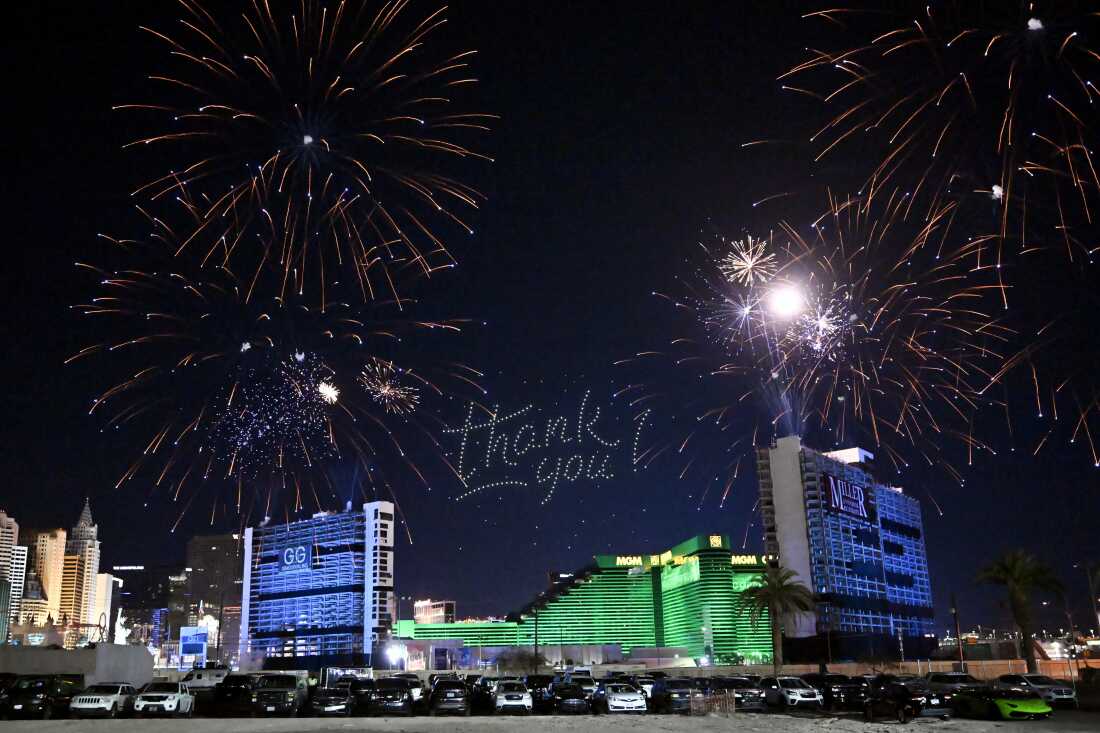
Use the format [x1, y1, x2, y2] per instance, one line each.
[4, 1, 1098, 637]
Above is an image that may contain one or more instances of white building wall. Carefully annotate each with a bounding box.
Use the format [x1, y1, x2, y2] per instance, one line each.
[32, 529, 66, 621]
[363, 501, 395, 653]
[762, 435, 817, 638]
[8, 546, 27, 629]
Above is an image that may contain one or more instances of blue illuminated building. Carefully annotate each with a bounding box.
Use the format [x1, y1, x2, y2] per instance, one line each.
[240, 502, 395, 670]
[757, 437, 934, 651]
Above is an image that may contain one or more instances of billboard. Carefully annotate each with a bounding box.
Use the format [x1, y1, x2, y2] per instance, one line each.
[823, 474, 875, 522]
[278, 542, 313, 572]
[179, 626, 208, 670]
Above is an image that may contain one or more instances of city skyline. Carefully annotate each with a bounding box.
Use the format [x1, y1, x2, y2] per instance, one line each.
[2, 0, 1099, 648]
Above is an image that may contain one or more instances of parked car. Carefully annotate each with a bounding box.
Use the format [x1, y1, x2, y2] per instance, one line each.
[994, 674, 1076, 707]
[595, 682, 646, 714]
[871, 674, 951, 719]
[760, 676, 823, 708]
[709, 676, 767, 711]
[525, 674, 555, 712]
[211, 673, 261, 716]
[651, 677, 699, 714]
[1, 675, 80, 719]
[802, 673, 867, 711]
[862, 677, 924, 723]
[924, 672, 986, 699]
[348, 678, 377, 715]
[133, 681, 195, 718]
[567, 674, 598, 698]
[70, 682, 138, 718]
[251, 673, 307, 717]
[371, 678, 415, 716]
[553, 683, 591, 714]
[951, 688, 1053, 720]
[494, 680, 533, 714]
[309, 686, 353, 716]
[429, 679, 470, 716]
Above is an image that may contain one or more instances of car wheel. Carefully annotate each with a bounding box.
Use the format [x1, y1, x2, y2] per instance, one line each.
[897, 707, 910, 724]
[464, 707, 471, 716]
[863, 704, 874, 722]
[108, 704, 117, 719]
[987, 702, 1000, 720]
[429, 708, 436, 716]
[41, 706, 53, 720]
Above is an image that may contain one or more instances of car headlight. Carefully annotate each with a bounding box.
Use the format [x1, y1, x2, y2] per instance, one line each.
[286, 692, 295, 700]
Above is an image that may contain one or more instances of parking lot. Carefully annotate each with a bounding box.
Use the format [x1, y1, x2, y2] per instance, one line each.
[1, 709, 1099, 732]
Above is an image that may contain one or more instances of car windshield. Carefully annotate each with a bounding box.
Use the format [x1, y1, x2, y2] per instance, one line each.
[318, 687, 348, 695]
[498, 683, 525, 693]
[14, 678, 48, 691]
[933, 674, 978, 683]
[351, 680, 375, 690]
[435, 681, 465, 691]
[635, 678, 654, 685]
[1023, 676, 1058, 686]
[822, 675, 849, 683]
[779, 678, 810, 689]
[258, 676, 296, 689]
[377, 679, 406, 690]
[606, 684, 635, 694]
[222, 676, 253, 687]
[144, 683, 179, 693]
[666, 679, 693, 688]
[526, 676, 552, 686]
[571, 677, 594, 685]
[557, 684, 582, 695]
[714, 678, 753, 689]
[999, 689, 1041, 700]
[85, 685, 122, 694]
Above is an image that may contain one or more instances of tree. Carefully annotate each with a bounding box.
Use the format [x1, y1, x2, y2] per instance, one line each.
[976, 550, 1064, 673]
[493, 647, 548, 674]
[740, 565, 815, 675]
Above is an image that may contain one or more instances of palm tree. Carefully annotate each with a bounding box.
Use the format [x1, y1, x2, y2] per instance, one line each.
[740, 565, 815, 675]
[976, 550, 1064, 673]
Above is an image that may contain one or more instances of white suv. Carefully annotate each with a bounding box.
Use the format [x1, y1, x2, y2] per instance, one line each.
[133, 681, 195, 717]
[995, 674, 1076, 706]
[761, 676, 824, 708]
[70, 683, 138, 718]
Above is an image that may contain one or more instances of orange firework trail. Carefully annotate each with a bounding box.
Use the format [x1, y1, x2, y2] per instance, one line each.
[117, 0, 494, 307]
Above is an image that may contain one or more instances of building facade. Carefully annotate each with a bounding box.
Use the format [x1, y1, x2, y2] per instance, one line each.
[756, 436, 934, 642]
[0, 510, 19, 638]
[395, 535, 773, 665]
[240, 502, 395, 670]
[413, 599, 456, 625]
[185, 533, 244, 616]
[64, 499, 101, 632]
[7, 546, 27, 632]
[24, 528, 67, 623]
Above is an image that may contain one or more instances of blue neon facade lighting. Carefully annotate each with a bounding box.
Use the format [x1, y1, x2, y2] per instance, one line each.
[239, 502, 394, 670]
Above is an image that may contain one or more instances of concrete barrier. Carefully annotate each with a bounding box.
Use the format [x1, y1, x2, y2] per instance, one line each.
[0, 645, 154, 688]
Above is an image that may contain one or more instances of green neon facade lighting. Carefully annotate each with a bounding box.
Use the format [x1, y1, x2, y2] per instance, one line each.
[396, 535, 774, 663]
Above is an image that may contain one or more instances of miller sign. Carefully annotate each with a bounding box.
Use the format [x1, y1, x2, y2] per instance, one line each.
[824, 474, 874, 521]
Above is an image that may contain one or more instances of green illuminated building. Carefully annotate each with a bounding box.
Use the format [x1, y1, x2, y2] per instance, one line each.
[394, 534, 773, 664]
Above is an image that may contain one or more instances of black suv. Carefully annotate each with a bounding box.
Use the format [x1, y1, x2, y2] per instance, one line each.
[802, 673, 867, 711]
[371, 678, 414, 715]
[212, 673, 261, 716]
[251, 674, 305, 716]
[525, 674, 555, 712]
[1, 675, 80, 719]
[650, 677, 697, 714]
[428, 680, 470, 716]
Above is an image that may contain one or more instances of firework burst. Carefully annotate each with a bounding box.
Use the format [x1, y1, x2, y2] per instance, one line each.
[781, 1, 1100, 275]
[117, 0, 494, 305]
[360, 357, 420, 414]
[68, 232, 483, 521]
[718, 235, 778, 286]
[626, 189, 1010, 485]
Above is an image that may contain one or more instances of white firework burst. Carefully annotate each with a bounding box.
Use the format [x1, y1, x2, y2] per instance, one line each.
[718, 236, 778, 286]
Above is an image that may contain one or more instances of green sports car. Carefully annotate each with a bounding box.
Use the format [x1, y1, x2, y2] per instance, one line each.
[951, 688, 1052, 720]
